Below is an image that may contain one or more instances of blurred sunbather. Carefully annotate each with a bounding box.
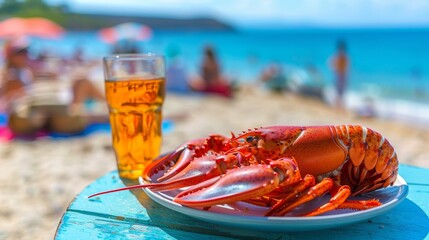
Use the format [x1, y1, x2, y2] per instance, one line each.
[0, 37, 105, 136]
[189, 45, 233, 98]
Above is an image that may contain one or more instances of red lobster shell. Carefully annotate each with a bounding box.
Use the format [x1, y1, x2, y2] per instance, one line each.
[89, 125, 398, 217]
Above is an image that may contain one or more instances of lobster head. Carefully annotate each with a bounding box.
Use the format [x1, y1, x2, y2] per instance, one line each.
[231, 126, 305, 160]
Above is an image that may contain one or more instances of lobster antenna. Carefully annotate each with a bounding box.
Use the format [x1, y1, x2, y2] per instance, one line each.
[87, 184, 147, 199]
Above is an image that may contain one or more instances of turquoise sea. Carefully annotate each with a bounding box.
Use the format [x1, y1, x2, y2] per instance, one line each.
[29, 28, 429, 123]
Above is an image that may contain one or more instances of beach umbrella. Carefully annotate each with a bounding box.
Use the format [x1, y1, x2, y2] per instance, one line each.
[99, 22, 152, 44]
[0, 17, 64, 39]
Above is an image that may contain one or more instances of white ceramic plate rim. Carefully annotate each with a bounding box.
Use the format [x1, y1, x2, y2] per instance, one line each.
[140, 175, 408, 231]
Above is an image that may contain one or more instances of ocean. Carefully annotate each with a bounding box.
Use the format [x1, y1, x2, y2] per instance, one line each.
[28, 28, 429, 124]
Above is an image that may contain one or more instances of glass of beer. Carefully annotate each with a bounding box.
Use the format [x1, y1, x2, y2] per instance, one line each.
[103, 54, 165, 179]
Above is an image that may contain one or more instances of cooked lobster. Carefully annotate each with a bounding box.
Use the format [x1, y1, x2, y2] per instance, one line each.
[89, 125, 398, 217]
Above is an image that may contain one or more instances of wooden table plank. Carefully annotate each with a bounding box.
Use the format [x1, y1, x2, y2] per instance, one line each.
[56, 164, 429, 240]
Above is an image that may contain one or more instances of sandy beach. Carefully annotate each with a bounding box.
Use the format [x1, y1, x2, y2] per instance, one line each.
[1, 86, 429, 240]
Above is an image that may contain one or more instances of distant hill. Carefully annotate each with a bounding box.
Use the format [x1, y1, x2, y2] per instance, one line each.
[0, 0, 234, 31]
[62, 13, 235, 31]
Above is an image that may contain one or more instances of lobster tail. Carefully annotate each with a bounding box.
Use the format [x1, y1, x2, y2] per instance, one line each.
[334, 125, 398, 195]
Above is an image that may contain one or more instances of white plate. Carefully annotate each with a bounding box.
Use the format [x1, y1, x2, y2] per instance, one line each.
[140, 175, 408, 232]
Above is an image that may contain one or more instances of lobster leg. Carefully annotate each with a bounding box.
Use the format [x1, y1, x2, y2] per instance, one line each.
[337, 199, 382, 210]
[302, 185, 351, 217]
[243, 196, 278, 207]
[303, 186, 381, 216]
[270, 178, 333, 216]
[265, 174, 315, 216]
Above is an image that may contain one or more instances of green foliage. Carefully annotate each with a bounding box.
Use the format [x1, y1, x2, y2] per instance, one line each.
[0, 0, 67, 25]
[1, 0, 21, 13]
[0, 0, 233, 30]
[0, 0, 118, 30]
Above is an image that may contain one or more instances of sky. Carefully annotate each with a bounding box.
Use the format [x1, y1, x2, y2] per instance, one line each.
[46, 0, 429, 28]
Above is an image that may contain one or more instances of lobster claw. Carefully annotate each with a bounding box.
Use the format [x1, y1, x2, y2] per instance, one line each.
[174, 158, 301, 207]
[144, 135, 230, 182]
[142, 144, 196, 182]
[146, 155, 225, 192]
[157, 147, 195, 182]
[88, 155, 225, 198]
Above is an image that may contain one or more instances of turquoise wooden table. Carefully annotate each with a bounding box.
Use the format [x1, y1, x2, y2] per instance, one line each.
[55, 164, 429, 240]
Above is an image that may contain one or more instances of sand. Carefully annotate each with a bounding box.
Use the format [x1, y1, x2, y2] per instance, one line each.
[1, 86, 428, 240]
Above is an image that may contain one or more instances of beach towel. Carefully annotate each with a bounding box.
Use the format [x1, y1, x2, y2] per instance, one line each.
[0, 112, 174, 142]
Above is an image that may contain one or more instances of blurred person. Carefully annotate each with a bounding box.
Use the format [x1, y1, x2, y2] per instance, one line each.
[189, 45, 232, 98]
[0, 37, 105, 136]
[330, 39, 349, 108]
[1, 37, 33, 105]
[260, 62, 287, 93]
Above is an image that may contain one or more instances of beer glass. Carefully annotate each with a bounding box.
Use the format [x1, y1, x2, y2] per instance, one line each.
[103, 54, 165, 179]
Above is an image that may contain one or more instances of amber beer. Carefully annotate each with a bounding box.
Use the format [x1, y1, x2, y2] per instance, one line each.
[103, 54, 165, 179]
